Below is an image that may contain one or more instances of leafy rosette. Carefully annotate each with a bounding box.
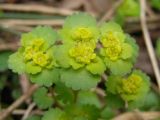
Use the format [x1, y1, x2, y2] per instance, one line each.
[106, 70, 150, 102]
[100, 22, 138, 75]
[55, 13, 106, 90]
[60, 12, 99, 46]
[8, 26, 60, 86]
[54, 42, 105, 90]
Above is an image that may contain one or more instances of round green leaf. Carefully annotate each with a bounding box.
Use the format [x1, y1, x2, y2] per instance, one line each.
[125, 34, 139, 63]
[60, 12, 99, 42]
[105, 92, 125, 109]
[25, 62, 42, 74]
[121, 43, 133, 59]
[77, 91, 101, 108]
[42, 108, 64, 120]
[21, 26, 58, 47]
[0, 51, 13, 71]
[64, 105, 100, 120]
[100, 21, 123, 33]
[106, 75, 121, 94]
[55, 82, 74, 104]
[8, 52, 25, 74]
[54, 44, 72, 68]
[105, 58, 133, 75]
[33, 87, 54, 109]
[30, 68, 60, 87]
[86, 57, 106, 75]
[60, 68, 100, 90]
[101, 107, 115, 119]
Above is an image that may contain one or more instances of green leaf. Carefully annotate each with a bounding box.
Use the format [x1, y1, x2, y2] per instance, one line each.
[105, 58, 133, 75]
[63, 13, 97, 29]
[125, 34, 139, 63]
[128, 90, 160, 110]
[117, 0, 140, 17]
[77, 91, 101, 108]
[30, 68, 60, 87]
[42, 108, 64, 120]
[0, 51, 13, 71]
[60, 68, 100, 90]
[101, 107, 115, 119]
[21, 32, 37, 47]
[105, 92, 125, 109]
[65, 105, 100, 120]
[100, 21, 123, 33]
[106, 75, 121, 94]
[141, 90, 160, 110]
[113, 14, 125, 26]
[121, 43, 133, 59]
[55, 82, 74, 104]
[151, 0, 160, 10]
[8, 51, 25, 74]
[69, 58, 84, 69]
[86, 57, 106, 75]
[33, 87, 54, 109]
[54, 44, 72, 68]
[60, 12, 99, 42]
[21, 26, 58, 47]
[25, 62, 42, 74]
[0, 74, 7, 90]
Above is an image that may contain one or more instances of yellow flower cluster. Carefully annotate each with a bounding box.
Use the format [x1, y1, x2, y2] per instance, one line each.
[119, 74, 142, 94]
[101, 31, 122, 61]
[23, 39, 53, 68]
[69, 43, 96, 64]
[72, 27, 93, 42]
[69, 27, 97, 65]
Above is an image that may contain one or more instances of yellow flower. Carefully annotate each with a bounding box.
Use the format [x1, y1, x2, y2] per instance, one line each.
[23, 39, 45, 61]
[31, 39, 44, 50]
[119, 74, 142, 94]
[72, 27, 93, 41]
[69, 42, 96, 64]
[23, 46, 37, 61]
[33, 52, 50, 67]
[101, 31, 122, 61]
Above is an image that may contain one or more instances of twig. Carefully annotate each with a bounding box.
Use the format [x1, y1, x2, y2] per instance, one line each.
[0, 4, 75, 16]
[125, 22, 160, 33]
[0, 43, 19, 51]
[12, 109, 43, 115]
[0, 19, 64, 26]
[98, 0, 122, 25]
[140, 0, 160, 90]
[126, 15, 160, 23]
[113, 111, 160, 120]
[7, 25, 33, 32]
[146, 2, 156, 18]
[22, 103, 36, 120]
[0, 84, 38, 120]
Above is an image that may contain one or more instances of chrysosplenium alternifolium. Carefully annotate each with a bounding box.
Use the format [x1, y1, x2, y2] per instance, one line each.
[8, 13, 150, 102]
